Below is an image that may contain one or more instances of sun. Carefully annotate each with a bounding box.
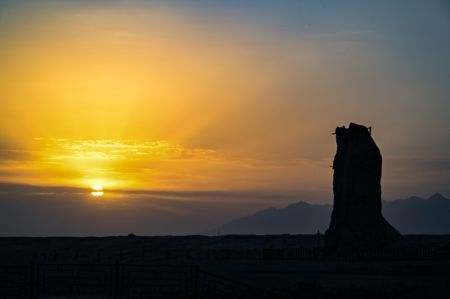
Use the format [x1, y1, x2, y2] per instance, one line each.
[91, 185, 104, 197]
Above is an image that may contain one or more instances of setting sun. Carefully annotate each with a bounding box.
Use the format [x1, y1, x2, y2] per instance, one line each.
[91, 185, 104, 197]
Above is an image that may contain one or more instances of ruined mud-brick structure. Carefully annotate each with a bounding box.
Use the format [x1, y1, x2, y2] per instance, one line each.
[325, 123, 403, 256]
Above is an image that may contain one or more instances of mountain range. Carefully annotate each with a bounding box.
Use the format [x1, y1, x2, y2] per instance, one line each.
[213, 193, 450, 235]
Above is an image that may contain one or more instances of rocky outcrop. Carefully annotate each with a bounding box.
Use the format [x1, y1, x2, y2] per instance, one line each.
[325, 123, 403, 256]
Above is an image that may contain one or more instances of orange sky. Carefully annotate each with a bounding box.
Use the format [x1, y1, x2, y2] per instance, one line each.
[1, 1, 449, 202]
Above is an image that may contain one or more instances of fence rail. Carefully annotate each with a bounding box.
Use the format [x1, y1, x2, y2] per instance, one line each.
[198, 269, 265, 299]
[0, 263, 263, 299]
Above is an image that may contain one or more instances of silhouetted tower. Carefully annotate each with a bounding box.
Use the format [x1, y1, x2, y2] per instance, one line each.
[325, 123, 403, 256]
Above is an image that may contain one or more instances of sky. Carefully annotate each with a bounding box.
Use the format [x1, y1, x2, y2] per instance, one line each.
[0, 0, 449, 235]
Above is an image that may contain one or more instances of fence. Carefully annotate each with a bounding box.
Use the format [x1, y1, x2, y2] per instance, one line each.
[198, 269, 265, 299]
[336, 245, 450, 261]
[207, 247, 321, 260]
[0, 263, 265, 299]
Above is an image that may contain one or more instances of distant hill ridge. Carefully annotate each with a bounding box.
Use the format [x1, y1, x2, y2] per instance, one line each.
[213, 193, 450, 235]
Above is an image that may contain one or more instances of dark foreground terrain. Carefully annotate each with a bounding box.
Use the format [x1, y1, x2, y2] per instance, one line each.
[1, 235, 449, 298]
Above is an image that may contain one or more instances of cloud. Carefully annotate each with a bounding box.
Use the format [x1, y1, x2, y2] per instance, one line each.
[0, 148, 33, 162]
[0, 138, 222, 189]
[387, 158, 450, 173]
[41, 138, 217, 161]
[0, 182, 307, 236]
[0, 136, 335, 200]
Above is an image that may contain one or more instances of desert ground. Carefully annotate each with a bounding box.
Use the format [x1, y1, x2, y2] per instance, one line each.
[1, 235, 449, 298]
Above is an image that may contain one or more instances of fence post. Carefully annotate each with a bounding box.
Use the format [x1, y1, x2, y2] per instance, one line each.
[29, 261, 36, 299]
[113, 261, 120, 298]
[193, 265, 199, 299]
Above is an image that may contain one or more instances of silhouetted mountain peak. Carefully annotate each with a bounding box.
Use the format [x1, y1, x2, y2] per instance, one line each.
[252, 207, 277, 217]
[252, 201, 316, 217]
[408, 196, 424, 201]
[212, 200, 333, 235]
[428, 193, 447, 201]
[214, 193, 450, 235]
[285, 201, 312, 208]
